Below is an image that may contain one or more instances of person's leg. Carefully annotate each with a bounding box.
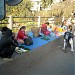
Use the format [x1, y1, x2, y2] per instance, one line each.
[71, 43, 74, 51]
[0, 47, 15, 61]
[1, 46, 16, 58]
[63, 39, 66, 50]
[0, 47, 9, 58]
[6, 45, 16, 58]
[69, 38, 74, 52]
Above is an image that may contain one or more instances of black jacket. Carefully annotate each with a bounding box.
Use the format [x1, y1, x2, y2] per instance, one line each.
[0, 35, 18, 54]
[64, 31, 74, 42]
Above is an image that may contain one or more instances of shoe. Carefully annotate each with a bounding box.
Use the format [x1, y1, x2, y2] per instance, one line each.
[15, 47, 19, 51]
[71, 50, 74, 52]
[3, 58, 13, 61]
[20, 48, 28, 52]
[15, 49, 23, 54]
[62, 48, 65, 50]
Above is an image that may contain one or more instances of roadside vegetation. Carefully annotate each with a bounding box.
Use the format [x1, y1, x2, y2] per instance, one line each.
[0, 0, 75, 31]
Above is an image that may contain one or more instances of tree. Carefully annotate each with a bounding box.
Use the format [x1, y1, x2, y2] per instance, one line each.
[6, 0, 32, 17]
[41, 0, 53, 8]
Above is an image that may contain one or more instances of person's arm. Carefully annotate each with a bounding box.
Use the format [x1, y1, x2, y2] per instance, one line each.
[19, 31, 25, 39]
[63, 32, 66, 38]
[70, 33, 74, 38]
[8, 37, 18, 46]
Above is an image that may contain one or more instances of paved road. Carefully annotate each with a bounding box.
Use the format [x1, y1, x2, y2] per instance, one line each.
[0, 37, 74, 75]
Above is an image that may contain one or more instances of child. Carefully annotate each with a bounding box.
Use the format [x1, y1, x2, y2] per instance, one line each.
[17, 26, 33, 46]
[17, 26, 28, 44]
[63, 28, 74, 52]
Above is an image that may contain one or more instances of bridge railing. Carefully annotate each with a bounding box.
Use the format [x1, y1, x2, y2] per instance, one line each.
[0, 16, 62, 32]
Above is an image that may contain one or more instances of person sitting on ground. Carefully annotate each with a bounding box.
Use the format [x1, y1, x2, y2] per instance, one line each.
[41, 22, 50, 35]
[63, 27, 74, 52]
[46, 22, 52, 32]
[17, 26, 33, 46]
[46, 23, 56, 37]
[17, 26, 28, 44]
[0, 27, 18, 60]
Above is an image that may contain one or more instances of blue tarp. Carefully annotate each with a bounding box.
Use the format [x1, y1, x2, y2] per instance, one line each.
[19, 36, 60, 50]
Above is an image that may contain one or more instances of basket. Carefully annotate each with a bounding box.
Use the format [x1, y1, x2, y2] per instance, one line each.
[31, 27, 40, 37]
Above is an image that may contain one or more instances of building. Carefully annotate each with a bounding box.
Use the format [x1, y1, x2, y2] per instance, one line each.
[53, 0, 63, 4]
[30, 0, 64, 11]
[30, 0, 41, 11]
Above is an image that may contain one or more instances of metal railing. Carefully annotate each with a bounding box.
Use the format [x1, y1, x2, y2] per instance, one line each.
[0, 16, 62, 31]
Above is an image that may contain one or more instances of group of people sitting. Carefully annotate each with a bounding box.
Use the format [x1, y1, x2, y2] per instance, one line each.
[41, 21, 75, 52]
[0, 21, 74, 61]
[0, 22, 58, 61]
[41, 22, 65, 37]
[0, 26, 33, 61]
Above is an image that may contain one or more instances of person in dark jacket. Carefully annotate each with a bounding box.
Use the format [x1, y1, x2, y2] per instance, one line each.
[0, 27, 18, 60]
[63, 28, 74, 52]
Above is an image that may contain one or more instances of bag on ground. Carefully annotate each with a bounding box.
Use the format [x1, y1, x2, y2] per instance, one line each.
[24, 36, 33, 46]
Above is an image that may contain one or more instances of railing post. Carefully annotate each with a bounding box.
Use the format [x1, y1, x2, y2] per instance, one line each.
[38, 16, 40, 27]
[8, 15, 13, 29]
[62, 16, 65, 22]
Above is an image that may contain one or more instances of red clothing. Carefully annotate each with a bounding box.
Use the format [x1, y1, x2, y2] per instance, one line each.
[41, 24, 50, 35]
[17, 30, 26, 40]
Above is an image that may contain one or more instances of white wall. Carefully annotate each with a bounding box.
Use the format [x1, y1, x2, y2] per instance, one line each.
[53, 0, 63, 3]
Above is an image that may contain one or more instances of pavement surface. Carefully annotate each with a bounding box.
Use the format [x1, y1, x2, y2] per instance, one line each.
[0, 36, 75, 75]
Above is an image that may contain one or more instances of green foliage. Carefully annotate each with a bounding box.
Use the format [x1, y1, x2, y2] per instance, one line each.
[6, 0, 32, 17]
[1, 0, 75, 30]
[43, 0, 75, 18]
[12, 22, 38, 32]
[0, 18, 8, 27]
[41, 0, 53, 8]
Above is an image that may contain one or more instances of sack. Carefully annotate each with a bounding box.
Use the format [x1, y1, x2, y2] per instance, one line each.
[31, 27, 40, 37]
[24, 36, 33, 46]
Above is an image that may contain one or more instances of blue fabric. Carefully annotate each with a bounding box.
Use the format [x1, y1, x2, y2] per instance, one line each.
[28, 31, 33, 38]
[50, 32, 56, 37]
[19, 36, 59, 50]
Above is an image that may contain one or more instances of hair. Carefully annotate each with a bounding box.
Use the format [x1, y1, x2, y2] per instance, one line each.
[6, 29, 12, 37]
[1, 27, 8, 35]
[50, 25, 52, 28]
[20, 26, 26, 30]
[1, 27, 8, 32]
[1, 27, 12, 37]
[45, 22, 49, 25]
[68, 25, 72, 31]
